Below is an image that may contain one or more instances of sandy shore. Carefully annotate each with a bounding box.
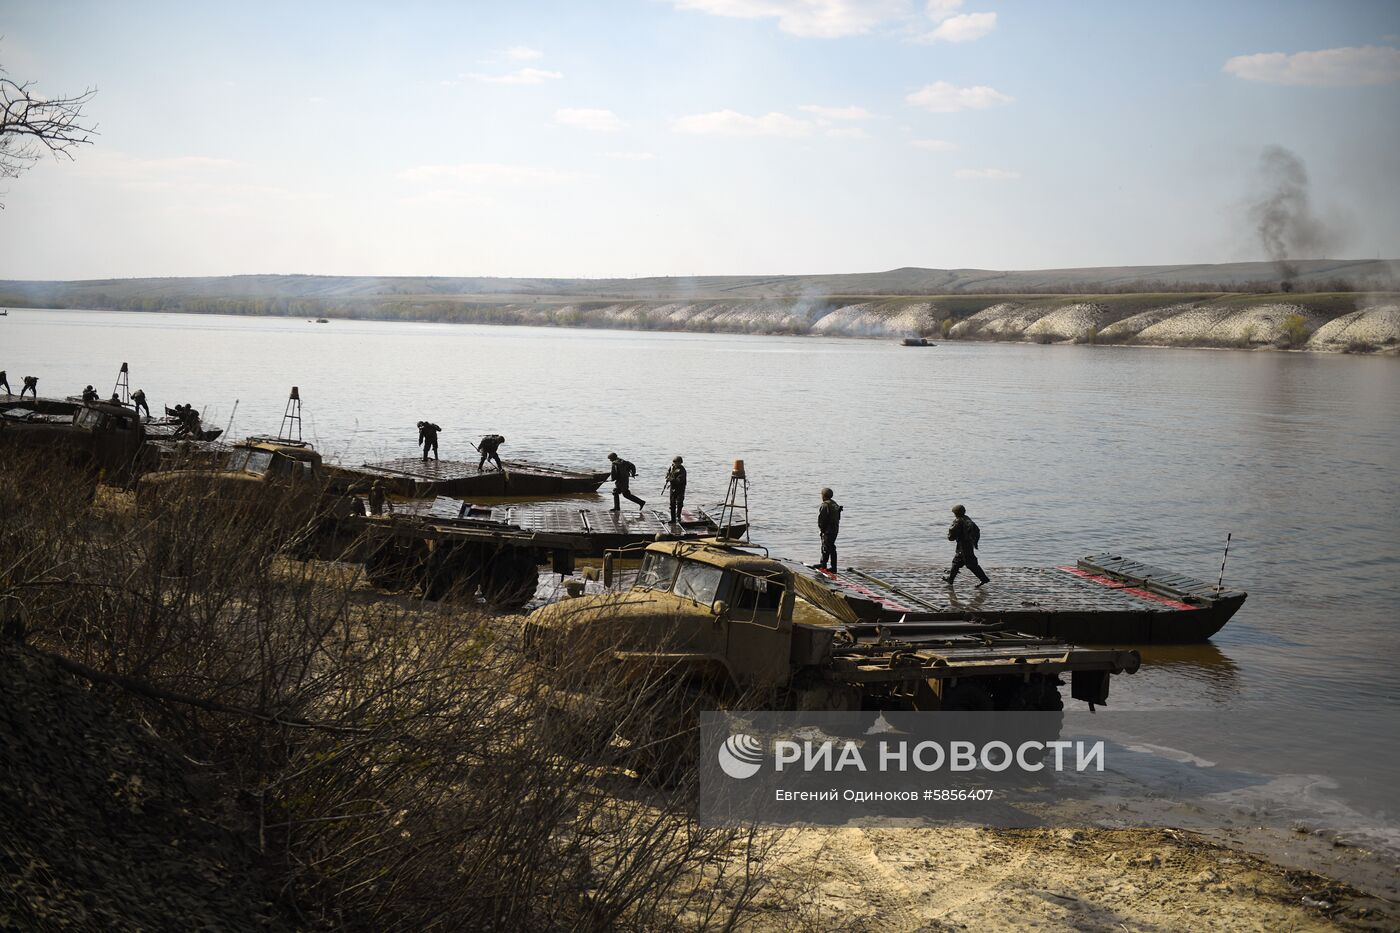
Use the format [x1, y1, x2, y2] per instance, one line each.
[755, 825, 1397, 931]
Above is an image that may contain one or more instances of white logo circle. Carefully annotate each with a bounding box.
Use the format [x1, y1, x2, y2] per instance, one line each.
[718, 733, 764, 779]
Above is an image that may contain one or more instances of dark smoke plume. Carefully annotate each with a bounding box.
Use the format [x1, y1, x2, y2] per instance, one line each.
[1249, 145, 1341, 289]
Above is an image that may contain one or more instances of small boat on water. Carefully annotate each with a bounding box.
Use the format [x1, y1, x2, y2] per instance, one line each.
[901, 337, 934, 347]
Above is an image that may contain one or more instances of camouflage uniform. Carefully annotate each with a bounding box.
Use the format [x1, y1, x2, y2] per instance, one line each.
[477, 434, 505, 470]
[608, 454, 645, 511]
[418, 422, 441, 461]
[664, 459, 687, 523]
[817, 495, 842, 570]
[945, 512, 990, 585]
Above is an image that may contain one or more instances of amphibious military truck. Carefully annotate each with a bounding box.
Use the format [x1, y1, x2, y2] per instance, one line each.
[523, 540, 1140, 715]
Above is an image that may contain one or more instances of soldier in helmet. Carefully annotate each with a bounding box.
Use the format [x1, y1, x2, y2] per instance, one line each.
[606, 452, 645, 512]
[417, 420, 441, 462]
[131, 388, 151, 420]
[82, 385, 98, 403]
[663, 456, 687, 524]
[20, 376, 38, 399]
[817, 487, 842, 571]
[476, 434, 505, 471]
[944, 504, 990, 586]
[0, 371, 10, 395]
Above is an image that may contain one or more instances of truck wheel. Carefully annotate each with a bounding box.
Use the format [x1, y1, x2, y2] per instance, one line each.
[940, 682, 995, 711]
[422, 542, 485, 602]
[481, 549, 539, 610]
[365, 537, 429, 591]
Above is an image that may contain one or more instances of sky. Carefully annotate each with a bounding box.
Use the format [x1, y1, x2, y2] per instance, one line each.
[0, 0, 1398, 280]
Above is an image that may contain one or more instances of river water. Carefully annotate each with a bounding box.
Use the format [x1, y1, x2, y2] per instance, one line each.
[4, 308, 1398, 719]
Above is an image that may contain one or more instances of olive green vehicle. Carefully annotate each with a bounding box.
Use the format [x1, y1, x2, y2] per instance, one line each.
[137, 436, 326, 522]
[0, 401, 147, 486]
[523, 540, 1141, 715]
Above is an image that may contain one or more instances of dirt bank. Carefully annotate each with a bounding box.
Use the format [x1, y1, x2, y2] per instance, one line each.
[758, 826, 1397, 931]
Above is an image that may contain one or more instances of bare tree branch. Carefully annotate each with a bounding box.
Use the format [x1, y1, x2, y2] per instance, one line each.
[0, 57, 98, 205]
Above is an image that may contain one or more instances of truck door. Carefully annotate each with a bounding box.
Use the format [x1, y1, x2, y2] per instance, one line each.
[725, 570, 792, 687]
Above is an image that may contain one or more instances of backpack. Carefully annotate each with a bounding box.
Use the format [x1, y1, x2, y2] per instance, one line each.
[966, 518, 981, 547]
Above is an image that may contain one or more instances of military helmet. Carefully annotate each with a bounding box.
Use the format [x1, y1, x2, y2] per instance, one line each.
[673, 456, 683, 463]
[607, 452, 618, 460]
[952, 504, 966, 516]
[821, 487, 833, 499]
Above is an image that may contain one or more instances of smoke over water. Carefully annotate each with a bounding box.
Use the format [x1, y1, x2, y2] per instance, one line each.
[1248, 145, 1342, 289]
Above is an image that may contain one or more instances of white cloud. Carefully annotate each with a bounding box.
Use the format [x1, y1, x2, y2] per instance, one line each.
[672, 109, 814, 136]
[1223, 45, 1400, 87]
[825, 126, 870, 139]
[911, 138, 955, 151]
[500, 45, 544, 61]
[906, 81, 1012, 111]
[799, 104, 873, 120]
[606, 151, 657, 161]
[399, 163, 573, 185]
[467, 67, 563, 85]
[921, 11, 996, 42]
[554, 108, 625, 131]
[954, 167, 1019, 179]
[669, 0, 909, 38]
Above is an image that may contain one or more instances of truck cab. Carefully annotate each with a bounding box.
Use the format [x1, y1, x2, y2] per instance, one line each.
[0, 400, 146, 485]
[138, 437, 325, 516]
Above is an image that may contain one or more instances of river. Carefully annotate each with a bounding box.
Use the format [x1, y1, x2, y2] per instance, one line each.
[4, 308, 1398, 719]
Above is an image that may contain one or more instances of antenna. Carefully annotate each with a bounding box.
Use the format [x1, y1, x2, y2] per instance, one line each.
[112, 362, 130, 404]
[1216, 532, 1232, 591]
[279, 386, 302, 442]
[718, 459, 750, 541]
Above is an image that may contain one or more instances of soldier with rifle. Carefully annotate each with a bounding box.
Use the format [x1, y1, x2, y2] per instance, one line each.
[663, 456, 687, 524]
[817, 487, 842, 571]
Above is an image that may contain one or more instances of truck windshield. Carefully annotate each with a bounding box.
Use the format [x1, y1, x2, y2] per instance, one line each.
[230, 449, 274, 475]
[636, 552, 679, 591]
[673, 560, 724, 606]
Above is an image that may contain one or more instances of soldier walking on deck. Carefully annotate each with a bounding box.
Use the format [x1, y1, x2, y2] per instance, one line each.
[0, 371, 9, 395]
[817, 487, 842, 571]
[477, 434, 505, 471]
[131, 388, 151, 419]
[418, 421, 440, 462]
[20, 376, 37, 399]
[607, 452, 645, 512]
[664, 456, 687, 524]
[944, 504, 990, 586]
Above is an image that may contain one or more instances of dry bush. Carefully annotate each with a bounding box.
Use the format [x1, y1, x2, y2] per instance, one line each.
[0, 449, 778, 930]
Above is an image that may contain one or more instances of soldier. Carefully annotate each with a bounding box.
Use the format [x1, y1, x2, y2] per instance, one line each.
[131, 388, 151, 419]
[82, 385, 98, 403]
[0, 371, 10, 395]
[368, 480, 386, 516]
[418, 421, 441, 462]
[663, 456, 687, 524]
[20, 376, 38, 399]
[944, 504, 990, 587]
[817, 487, 842, 571]
[476, 434, 505, 471]
[606, 452, 645, 512]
